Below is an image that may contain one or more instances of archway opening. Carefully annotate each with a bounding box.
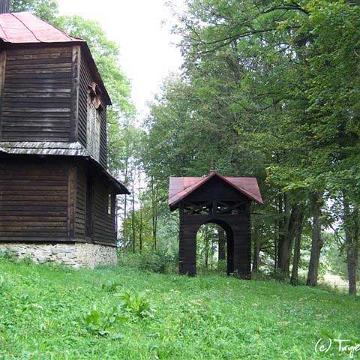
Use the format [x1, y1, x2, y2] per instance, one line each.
[196, 220, 234, 275]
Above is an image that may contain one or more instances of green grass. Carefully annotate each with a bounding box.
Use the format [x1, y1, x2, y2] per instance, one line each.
[0, 259, 359, 359]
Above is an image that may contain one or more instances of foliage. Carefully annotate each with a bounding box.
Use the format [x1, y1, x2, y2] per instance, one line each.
[117, 290, 155, 319]
[118, 249, 177, 274]
[140, 0, 360, 291]
[83, 305, 128, 337]
[10, 0, 59, 23]
[0, 259, 359, 359]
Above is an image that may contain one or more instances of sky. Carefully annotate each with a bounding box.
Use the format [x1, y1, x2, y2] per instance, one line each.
[57, 0, 185, 115]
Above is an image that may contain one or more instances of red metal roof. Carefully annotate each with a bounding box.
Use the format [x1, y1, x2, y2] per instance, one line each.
[0, 12, 83, 44]
[169, 171, 263, 207]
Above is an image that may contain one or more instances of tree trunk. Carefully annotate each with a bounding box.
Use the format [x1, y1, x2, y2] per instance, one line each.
[131, 169, 136, 253]
[218, 229, 226, 261]
[151, 176, 158, 249]
[343, 192, 358, 295]
[122, 159, 129, 246]
[290, 209, 304, 285]
[252, 228, 260, 274]
[307, 192, 323, 286]
[276, 192, 285, 270]
[204, 235, 209, 269]
[279, 203, 302, 278]
[139, 206, 143, 254]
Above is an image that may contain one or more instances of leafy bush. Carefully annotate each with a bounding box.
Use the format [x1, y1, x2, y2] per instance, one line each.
[84, 288, 155, 337]
[117, 290, 155, 318]
[118, 249, 177, 274]
[84, 305, 128, 337]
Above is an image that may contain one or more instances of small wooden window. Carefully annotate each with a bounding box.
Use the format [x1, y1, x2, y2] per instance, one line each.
[108, 193, 112, 215]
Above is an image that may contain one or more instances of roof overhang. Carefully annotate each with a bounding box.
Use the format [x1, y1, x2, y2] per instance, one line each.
[0, 142, 129, 195]
[169, 171, 263, 210]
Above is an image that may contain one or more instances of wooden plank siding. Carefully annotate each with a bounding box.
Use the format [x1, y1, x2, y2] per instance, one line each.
[79, 54, 107, 168]
[78, 55, 90, 148]
[0, 47, 73, 142]
[74, 163, 117, 246]
[74, 164, 87, 242]
[92, 176, 116, 246]
[99, 108, 107, 167]
[0, 158, 75, 242]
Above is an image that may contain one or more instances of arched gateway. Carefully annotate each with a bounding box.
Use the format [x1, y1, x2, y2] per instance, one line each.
[169, 171, 263, 279]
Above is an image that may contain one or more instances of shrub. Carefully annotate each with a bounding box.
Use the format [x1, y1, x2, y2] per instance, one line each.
[118, 249, 177, 274]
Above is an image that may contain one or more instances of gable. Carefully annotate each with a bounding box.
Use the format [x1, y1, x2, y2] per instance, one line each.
[169, 171, 263, 210]
[185, 176, 247, 203]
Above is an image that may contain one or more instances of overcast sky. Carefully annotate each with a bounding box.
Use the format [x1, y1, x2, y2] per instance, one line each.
[57, 0, 185, 115]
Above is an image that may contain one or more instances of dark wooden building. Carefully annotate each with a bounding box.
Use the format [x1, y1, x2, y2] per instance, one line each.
[169, 171, 263, 279]
[0, 12, 129, 266]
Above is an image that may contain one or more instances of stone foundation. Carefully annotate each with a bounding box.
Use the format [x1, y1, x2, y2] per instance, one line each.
[0, 243, 118, 269]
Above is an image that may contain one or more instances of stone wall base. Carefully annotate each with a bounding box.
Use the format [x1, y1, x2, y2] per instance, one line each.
[0, 243, 118, 269]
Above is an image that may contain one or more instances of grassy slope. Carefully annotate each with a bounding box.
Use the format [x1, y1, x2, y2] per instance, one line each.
[0, 259, 359, 360]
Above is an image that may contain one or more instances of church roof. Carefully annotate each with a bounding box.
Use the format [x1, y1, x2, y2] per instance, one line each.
[0, 12, 82, 44]
[0, 12, 111, 105]
[169, 171, 263, 208]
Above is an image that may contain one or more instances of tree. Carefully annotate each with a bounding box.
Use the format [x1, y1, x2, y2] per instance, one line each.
[10, 0, 58, 22]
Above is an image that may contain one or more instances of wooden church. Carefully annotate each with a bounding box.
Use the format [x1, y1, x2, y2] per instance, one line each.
[0, 9, 129, 267]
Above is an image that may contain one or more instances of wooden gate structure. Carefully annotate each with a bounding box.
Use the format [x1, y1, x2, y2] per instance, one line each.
[169, 171, 263, 279]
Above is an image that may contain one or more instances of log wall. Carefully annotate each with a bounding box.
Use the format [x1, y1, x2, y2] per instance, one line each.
[78, 53, 107, 168]
[92, 176, 116, 246]
[75, 164, 87, 242]
[0, 157, 117, 246]
[0, 47, 73, 141]
[78, 55, 89, 148]
[0, 158, 74, 242]
[73, 163, 116, 246]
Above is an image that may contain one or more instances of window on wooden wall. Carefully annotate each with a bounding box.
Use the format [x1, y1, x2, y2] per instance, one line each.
[87, 82, 103, 161]
[108, 193, 112, 215]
